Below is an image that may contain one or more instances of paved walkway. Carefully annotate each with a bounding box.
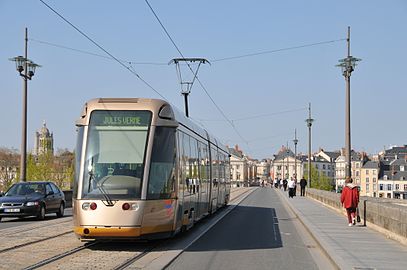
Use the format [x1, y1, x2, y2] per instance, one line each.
[276, 188, 407, 270]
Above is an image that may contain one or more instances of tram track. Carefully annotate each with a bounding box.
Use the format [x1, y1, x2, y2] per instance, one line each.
[0, 218, 72, 237]
[0, 230, 73, 254]
[0, 188, 255, 270]
[23, 241, 99, 270]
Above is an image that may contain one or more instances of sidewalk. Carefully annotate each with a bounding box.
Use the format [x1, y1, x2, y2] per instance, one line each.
[277, 188, 407, 270]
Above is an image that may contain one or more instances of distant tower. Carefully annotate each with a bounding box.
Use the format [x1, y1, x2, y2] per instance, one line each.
[33, 121, 54, 156]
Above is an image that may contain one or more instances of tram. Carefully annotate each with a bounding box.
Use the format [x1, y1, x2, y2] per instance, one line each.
[73, 98, 231, 241]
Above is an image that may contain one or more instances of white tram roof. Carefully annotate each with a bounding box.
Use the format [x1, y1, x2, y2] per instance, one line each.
[76, 98, 229, 155]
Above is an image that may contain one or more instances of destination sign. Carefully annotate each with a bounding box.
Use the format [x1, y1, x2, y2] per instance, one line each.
[90, 110, 152, 127]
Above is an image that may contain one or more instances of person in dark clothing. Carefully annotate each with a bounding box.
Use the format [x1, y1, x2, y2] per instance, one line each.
[282, 179, 288, 191]
[299, 177, 307, 196]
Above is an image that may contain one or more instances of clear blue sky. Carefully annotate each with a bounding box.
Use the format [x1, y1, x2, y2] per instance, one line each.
[1, 0, 406, 159]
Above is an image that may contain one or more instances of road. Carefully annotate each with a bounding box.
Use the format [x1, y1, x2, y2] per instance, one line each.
[0, 208, 72, 229]
[0, 188, 334, 269]
[167, 187, 334, 270]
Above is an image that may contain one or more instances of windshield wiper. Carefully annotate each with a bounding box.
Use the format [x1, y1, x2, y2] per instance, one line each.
[97, 177, 115, 206]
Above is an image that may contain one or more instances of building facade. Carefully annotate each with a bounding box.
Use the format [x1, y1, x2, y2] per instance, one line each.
[33, 121, 54, 156]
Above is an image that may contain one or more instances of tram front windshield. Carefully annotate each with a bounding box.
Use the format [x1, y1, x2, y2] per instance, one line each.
[82, 110, 152, 200]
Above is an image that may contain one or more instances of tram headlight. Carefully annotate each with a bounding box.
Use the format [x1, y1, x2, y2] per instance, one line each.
[131, 203, 139, 211]
[82, 202, 90, 210]
[82, 202, 97, 210]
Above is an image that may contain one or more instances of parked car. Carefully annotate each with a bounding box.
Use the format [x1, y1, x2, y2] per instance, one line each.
[0, 181, 65, 222]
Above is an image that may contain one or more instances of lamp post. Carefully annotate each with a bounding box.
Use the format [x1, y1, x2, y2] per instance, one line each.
[293, 129, 298, 180]
[9, 28, 41, 182]
[305, 103, 314, 188]
[286, 142, 290, 179]
[336, 26, 361, 178]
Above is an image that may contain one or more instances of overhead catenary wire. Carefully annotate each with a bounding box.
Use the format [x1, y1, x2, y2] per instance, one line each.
[144, 0, 252, 150]
[30, 38, 168, 66]
[30, 37, 346, 67]
[38, 0, 167, 100]
[196, 107, 307, 122]
[211, 39, 346, 62]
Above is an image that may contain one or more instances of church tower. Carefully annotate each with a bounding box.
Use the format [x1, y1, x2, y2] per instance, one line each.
[33, 121, 54, 156]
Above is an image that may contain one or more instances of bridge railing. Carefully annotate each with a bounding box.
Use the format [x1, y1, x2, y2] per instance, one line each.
[306, 188, 407, 246]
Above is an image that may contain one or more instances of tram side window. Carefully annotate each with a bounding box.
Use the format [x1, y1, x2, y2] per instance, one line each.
[147, 127, 176, 199]
[224, 153, 231, 184]
[211, 147, 219, 188]
[182, 133, 191, 196]
[218, 152, 225, 184]
[190, 137, 199, 194]
[199, 142, 209, 190]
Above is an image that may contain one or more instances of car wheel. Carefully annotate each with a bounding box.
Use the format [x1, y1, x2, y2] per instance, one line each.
[37, 205, 46, 220]
[56, 203, 65, 218]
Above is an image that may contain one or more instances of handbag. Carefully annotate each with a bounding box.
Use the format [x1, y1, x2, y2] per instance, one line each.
[356, 207, 361, 223]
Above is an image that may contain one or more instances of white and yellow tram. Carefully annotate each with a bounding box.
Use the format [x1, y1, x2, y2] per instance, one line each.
[73, 98, 231, 241]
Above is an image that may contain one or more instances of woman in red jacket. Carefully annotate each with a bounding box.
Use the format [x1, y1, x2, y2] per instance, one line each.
[340, 177, 360, 226]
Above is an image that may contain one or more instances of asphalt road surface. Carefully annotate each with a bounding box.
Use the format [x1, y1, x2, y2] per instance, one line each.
[167, 187, 334, 270]
[0, 208, 72, 229]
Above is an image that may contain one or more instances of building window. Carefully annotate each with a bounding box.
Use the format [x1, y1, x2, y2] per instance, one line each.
[323, 164, 326, 170]
[373, 184, 377, 190]
[404, 184, 407, 191]
[387, 193, 391, 198]
[379, 184, 384, 190]
[373, 170, 377, 175]
[366, 184, 369, 192]
[356, 163, 360, 168]
[356, 171, 359, 177]
[387, 184, 392, 191]
[395, 184, 400, 190]
[401, 165, 405, 172]
[366, 177, 369, 183]
[366, 170, 369, 175]
[373, 177, 377, 182]
[384, 175, 388, 180]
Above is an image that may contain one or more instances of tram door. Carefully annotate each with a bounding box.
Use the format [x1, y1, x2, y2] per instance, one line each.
[179, 132, 198, 226]
[210, 147, 220, 212]
[175, 132, 184, 231]
[189, 137, 199, 221]
[198, 142, 210, 218]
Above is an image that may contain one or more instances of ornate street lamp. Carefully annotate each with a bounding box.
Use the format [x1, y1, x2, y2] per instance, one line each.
[9, 28, 41, 182]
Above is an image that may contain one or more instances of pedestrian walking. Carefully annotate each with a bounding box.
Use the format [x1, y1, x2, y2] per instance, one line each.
[340, 177, 360, 226]
[287, 178, 295, 198]
[282, 179, 288, 191]
[299, 177, 307, 196]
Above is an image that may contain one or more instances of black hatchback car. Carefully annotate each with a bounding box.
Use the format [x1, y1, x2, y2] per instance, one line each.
[0, 181, 66, 222]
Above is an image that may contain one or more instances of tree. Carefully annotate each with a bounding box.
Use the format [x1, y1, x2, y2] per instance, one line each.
[0, 147, 19, 191]
[304, 164, 333, 191]
[25, 150, 75, 190]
